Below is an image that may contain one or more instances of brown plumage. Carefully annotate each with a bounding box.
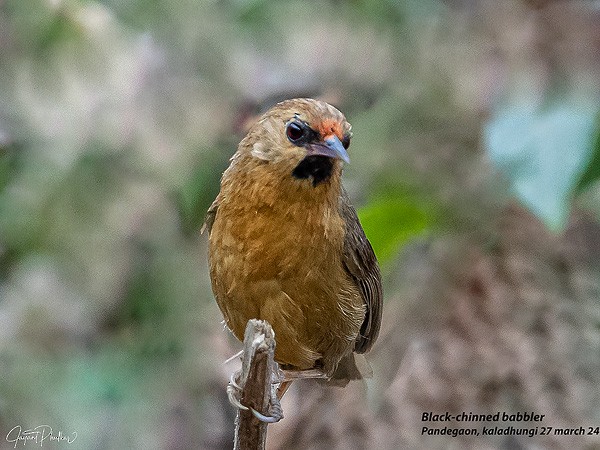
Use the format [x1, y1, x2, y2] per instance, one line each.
[204, 98, 382, 383]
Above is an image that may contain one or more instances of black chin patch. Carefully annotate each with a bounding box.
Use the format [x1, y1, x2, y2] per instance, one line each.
[292, 155, 334, 187]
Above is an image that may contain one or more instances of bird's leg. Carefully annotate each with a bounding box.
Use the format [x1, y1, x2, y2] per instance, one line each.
[280, 368, 329, 381]
[276, 380, 293, 399]
[258, 369, 283, 422]
[274, 368, 328, 399]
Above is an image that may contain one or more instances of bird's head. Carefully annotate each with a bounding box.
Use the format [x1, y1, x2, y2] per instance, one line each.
[238, 98, 352, 187]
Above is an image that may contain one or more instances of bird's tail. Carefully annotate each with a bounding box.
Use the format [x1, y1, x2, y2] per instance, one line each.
[326, 353, 373, 387]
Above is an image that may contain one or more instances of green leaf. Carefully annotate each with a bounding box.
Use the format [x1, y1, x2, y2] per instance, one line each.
[484, 102, 599, 231]
[358, 193, 431, 266]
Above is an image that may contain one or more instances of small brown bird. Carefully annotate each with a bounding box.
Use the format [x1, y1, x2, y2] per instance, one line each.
[204, 98, 382, 385]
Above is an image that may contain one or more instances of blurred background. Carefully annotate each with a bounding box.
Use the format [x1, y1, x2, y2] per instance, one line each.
[1, 0, 599, 448]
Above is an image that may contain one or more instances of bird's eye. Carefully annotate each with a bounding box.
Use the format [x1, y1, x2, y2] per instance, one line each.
[341, 135, 351, 149]
[286, 121, 305, 143]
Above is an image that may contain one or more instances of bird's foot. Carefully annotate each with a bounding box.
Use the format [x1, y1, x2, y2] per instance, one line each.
[227, 370, 283, 423]
[226, 371, 245, 410]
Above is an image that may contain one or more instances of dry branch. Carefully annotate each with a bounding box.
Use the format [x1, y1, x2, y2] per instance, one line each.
[233, 319, 281, 450]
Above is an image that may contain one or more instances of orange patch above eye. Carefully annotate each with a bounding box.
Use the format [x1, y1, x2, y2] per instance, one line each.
[316, 119, 343, 140]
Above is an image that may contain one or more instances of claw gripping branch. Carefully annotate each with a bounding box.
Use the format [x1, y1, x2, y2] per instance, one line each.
[233, 319, 282, 450]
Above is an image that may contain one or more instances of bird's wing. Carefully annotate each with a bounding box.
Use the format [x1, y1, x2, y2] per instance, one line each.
[340, 188, 383, 354]
[200, 197, 219, 235]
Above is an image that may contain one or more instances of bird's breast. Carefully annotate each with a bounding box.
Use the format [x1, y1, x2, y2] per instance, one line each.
[208, 162, 365, 373]
[213, 183, 345, 282]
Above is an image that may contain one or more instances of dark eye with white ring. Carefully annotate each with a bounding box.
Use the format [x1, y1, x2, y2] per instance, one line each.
[341, 135, 351, 149]
[286, 121, 306, 143]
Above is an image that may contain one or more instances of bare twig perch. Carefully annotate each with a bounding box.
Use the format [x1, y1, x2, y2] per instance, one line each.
[232, 319, 282, 450]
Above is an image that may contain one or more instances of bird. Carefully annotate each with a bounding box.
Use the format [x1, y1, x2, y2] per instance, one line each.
[203, 98, 382, 391]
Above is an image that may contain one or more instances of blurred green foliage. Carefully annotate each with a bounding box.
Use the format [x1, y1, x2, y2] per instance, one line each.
[176, 143, 231, 236]
[358, 190, 432, 267]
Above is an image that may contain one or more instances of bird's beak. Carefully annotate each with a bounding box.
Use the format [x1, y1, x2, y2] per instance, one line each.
[306, 135, 350, 163]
